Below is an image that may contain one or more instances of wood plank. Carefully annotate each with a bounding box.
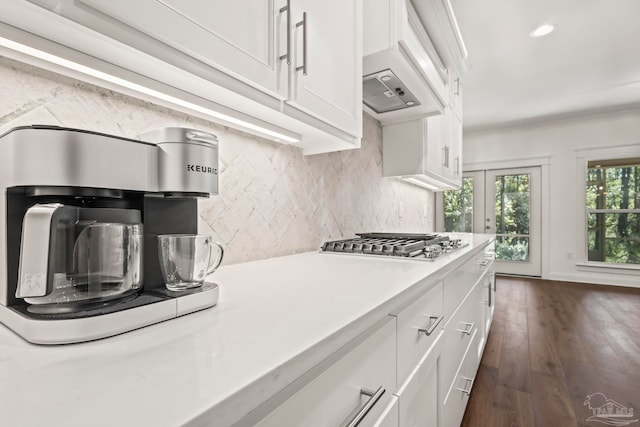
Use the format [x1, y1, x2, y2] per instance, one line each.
[528, 330, 564, 377]
[462, 276, 640, 427]
[480, 325, 504, 369]
[561, 358, 608, 426]
[555, 329, 591, 363]
[492, 385, 535, 427]
[530, 371, 578, 427]
[496, 347, 531, 393]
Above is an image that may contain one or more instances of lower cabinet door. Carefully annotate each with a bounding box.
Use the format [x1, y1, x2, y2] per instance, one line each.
[396, 332, 443, 427]
[441, 330, 479, 427]
[255, 318, 396, 427]
[439, 280, 482, 398]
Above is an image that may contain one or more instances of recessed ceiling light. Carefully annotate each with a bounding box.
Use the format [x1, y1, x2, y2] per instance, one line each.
[529, 24, 555, 38]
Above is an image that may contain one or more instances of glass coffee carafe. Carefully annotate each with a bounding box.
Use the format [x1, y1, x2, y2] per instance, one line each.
[16, 204, 144, 313]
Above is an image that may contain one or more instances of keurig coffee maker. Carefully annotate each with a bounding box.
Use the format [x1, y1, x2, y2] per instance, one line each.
[0, 125, 219, 344]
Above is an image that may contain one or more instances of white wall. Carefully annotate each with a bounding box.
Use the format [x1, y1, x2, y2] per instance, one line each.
[0, 56, 435, 265]
[463, 109, 640, 287]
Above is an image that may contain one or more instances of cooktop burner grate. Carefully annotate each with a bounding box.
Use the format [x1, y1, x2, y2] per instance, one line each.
[321, 233, 463, 259]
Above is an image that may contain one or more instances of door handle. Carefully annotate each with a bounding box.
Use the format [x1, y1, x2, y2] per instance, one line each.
[456, 322, 475, 335]
[296, 12, 307, 75]
[418, 315, 444, 336]
[279, 0, 291, 64]
[344, 386, 385, 427]
[456, 376, 475, 395]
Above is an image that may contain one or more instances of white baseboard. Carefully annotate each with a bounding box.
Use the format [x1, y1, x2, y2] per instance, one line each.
[548, 272, 640, 289]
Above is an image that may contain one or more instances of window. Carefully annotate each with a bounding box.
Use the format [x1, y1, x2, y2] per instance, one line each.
[443, 176, 474, 232]
[586, 158, 640, 264]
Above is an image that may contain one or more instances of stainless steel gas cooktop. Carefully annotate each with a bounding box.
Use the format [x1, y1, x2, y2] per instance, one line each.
[320, 232, 466, 261]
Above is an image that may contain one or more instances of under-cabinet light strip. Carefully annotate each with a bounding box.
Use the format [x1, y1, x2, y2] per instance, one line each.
[402, 177, 440, 191]
[0, 36, 300, 144]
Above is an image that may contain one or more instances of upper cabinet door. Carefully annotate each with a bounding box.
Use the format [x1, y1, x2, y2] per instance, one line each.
[78, 0, 285, 97]
[286, 0, 362, 137]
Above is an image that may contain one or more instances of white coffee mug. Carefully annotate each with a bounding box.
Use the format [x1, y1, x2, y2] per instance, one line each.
[158, 234, 224, 291]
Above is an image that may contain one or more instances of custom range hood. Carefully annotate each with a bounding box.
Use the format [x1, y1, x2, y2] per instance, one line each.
[363, 0, 451, 125]
[363, 0, 468, 191]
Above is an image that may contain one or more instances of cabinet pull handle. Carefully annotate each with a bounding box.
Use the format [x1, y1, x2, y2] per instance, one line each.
[476, 259, 490, 267]
[418, 315, 444, 336]
[456, 322, 474, 335]
[296, 12, 308, 75]
[345, 386, 386, 427]
[442, 146, 447, 167]
[487, 281, 492, 307]
[454, 77, 460, 96]
[456, 376, 474, 395]
[455, 156, 460, 175]
[279, 0, 291, 64]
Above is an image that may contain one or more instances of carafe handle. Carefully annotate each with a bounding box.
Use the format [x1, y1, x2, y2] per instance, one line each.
[16, 203, 72, 298]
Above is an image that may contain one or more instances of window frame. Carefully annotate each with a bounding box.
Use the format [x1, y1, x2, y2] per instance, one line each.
[576, 146, 640, 271]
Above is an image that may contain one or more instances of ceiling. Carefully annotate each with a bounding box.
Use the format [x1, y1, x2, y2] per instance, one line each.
[450, 0, 640, 131]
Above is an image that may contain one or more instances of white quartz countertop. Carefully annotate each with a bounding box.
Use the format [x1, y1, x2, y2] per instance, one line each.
[0, 234, 492, 427]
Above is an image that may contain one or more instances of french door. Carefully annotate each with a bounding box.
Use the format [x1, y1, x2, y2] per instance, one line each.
[486, 168, 541, 276]
[437, 167, 542, 276]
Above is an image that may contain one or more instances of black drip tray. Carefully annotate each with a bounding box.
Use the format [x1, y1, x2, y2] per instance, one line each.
[13, 293, 169, 320]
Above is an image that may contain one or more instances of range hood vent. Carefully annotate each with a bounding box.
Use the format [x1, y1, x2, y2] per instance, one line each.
[363, 69, 421, 114]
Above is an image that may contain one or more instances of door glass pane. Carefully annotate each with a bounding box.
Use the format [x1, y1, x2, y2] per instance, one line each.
[443, 176, 474, 232]
[494, 173, 530, 262]
[495, 236, 530, 262]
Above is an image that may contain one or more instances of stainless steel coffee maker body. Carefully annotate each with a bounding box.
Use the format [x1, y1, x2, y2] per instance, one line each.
[0, 126, 219, 344]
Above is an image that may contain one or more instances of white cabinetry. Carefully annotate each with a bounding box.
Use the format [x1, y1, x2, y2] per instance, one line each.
[438, 244, 495, 426]
[286, 0, 361, 135]
[396, 332, 443, 426]
[2, 0, 361, 154]
[441, 329, 479, 427]
[255, 318, 397, 427]
[75, 0, 285, 97]
[372, 0, 467, 191]
[363, 0, 449, 124]
[251, 239, 494, 427]
[382, 115, 461, 190]
[389, 280, 444, 426]
[392, 281, 444, 385]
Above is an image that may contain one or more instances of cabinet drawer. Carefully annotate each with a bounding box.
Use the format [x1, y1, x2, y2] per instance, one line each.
[255, 318, 397, 427]
[439, 280, 482, 397]
[396, 332, 443, 427]
[441, 330, 479, 427]
[393, 281, 443, 387]
[443, 247, 492, 319]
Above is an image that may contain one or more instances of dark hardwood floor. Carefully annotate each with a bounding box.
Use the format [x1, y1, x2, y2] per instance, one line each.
[461, 275, 640, 427]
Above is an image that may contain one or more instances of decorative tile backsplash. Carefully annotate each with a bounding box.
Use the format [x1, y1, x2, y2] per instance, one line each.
[0, 56, 435, 265]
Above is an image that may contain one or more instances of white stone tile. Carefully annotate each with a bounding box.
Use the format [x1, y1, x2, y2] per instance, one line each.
[0, 57, 437, 266]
